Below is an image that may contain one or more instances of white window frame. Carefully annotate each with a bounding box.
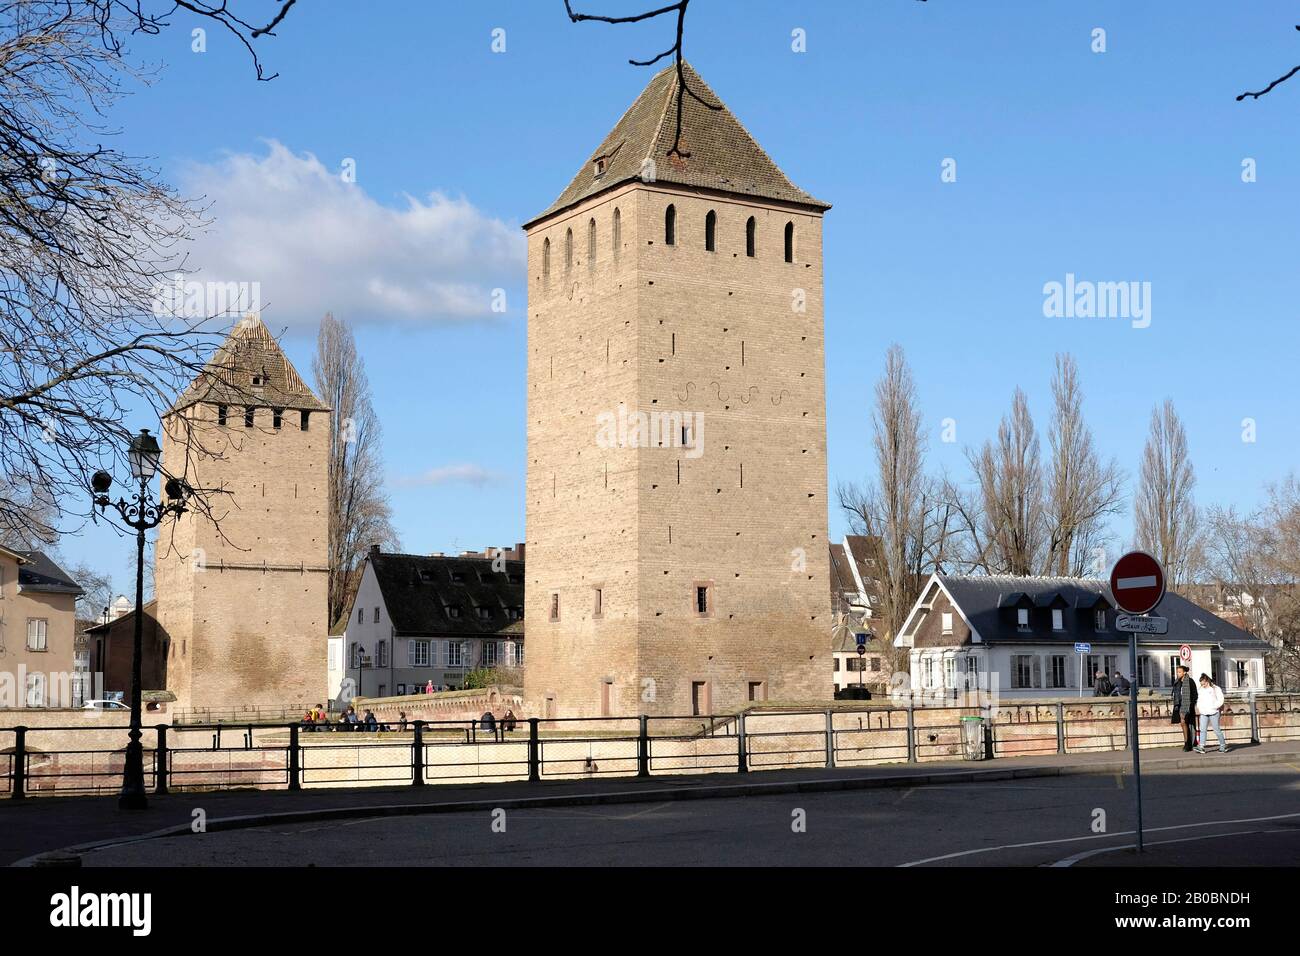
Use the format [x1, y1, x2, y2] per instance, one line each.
[1050, 655, 1067, 688]
[1016, 608, 1029, 630]
[941, 612, 953, 635]
[1051, 608, 1064, 631]
[943, 656, 955, 687]
[447, 640, 466, 668]
[27, 618, 48, 652]
[484, 641, 499, 667]
[408, 640, 431, 668]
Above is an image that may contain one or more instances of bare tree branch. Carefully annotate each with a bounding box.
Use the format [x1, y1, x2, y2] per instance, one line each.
[1238, 25, 1300, 101]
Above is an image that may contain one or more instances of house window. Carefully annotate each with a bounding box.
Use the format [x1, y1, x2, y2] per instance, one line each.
[216, 404, 228, 425]
[612, 208, 621, 257]
[922, 657, 935, 689]
[1011, 654, 1034, 689]
[26, 672, 45, 707]
[477, 606, 492, 621]
[1050, 655, 1067, 688]
[484, 642, 498, 667]
[447, 641, 465, 668]
[941, 612, 953, 635]
[695, 584, 710, 616]
[593, 587, 603, 618]
[408, 641, 430, 668]
[244, 406, 255, 428]
[588, 218, 596, 264]
[447, 604, 461, 619]
[943, 657, 956, 687]
[373, 607, 380, 624]
[542, 237, 551, 284]
[745, 216, 756, 257]
[1169, 656, 1181, 687]
[26, 618, 48, 652]
[451, 571, 465, 583]
[549, 593, 560, 622]
[704, 210, 717, 251]
[273, 408, 283, 429]
[1094, 609, 1107, 631]
[1051, 608, 1064, 631]
[357, 607, 363, 624]
[748, 681, 765, 702]
[1137, 656, 1152, 687]
[594, 156, 607, 177]
[349, 642, 360, 668]
[252, 374, 264, 386]
[1016, 608, 1029, 630]
[1236, 660, 1250, 687]
[783, 221, 794, 262]
[600, 679, 612, 717]
[565, 228, 573, 271]
[376, 641, 388, 668]
[664, 204, 676, 245]
[300, 410, 311, 431]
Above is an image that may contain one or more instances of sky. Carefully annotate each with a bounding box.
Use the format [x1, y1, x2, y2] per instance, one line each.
[58, 0, 1300, 600]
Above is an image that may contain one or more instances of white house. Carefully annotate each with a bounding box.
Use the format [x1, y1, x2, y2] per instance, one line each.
[895, 574, 1271, 701]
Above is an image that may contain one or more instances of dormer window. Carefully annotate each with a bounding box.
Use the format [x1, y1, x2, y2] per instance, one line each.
[477, 606, 492, 621]
[593, 156, 607, 177]
[447, 604, 462, 619]
[1095, 609, 1107, 631]
[1051, 608, 1064, 631]
[251, 374, 265, 387]
[451, 571, 466, 583]
[1016, 608, 1029, 630]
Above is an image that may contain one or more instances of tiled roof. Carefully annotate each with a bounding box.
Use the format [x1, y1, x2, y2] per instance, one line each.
[527, 60, 829, 227]
[169, 315, 328, 414]
[937, 574, 1269, 649]
[16, 550, 83, 596]
[367, 552, 525, 638]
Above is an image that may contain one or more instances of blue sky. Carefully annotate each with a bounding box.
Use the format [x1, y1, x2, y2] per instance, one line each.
[63, 0, 1300, 597]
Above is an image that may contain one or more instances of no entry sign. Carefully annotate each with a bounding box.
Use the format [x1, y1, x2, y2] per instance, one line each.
[1109, 551, 1166, 615]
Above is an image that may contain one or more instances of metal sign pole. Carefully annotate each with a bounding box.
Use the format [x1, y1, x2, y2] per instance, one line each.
[1129, 629, 1143, 853]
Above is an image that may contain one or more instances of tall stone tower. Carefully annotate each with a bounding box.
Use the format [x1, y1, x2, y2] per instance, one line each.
[523, 62, 832, 718]
[155, 316, 330, 715]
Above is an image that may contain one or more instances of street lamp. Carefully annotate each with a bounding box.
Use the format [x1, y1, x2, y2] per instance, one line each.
[91, 428, 191, 810]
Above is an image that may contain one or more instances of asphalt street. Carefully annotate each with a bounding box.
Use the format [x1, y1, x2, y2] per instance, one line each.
[76, 761, 1300, 866]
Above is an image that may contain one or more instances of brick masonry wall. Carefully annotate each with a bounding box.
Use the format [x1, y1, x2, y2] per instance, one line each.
[525, 182, 831, 717]
[157, 401, 329, 714]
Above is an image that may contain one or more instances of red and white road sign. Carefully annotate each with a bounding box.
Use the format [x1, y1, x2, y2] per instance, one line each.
[1179, 644, 1192, 662]
[1109, 551, 1166, 615]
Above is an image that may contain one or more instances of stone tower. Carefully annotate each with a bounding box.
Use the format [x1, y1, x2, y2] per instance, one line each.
[155, 316, 330, 716]
[523, 63, 832, 718]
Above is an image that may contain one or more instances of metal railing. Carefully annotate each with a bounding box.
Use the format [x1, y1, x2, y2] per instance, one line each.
[2, 694, 1295, 799]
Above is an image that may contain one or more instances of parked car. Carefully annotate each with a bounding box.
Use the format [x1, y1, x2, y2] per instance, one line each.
[83, 699, 129, 711]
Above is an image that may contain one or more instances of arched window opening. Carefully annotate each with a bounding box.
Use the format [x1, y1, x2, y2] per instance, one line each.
[705, 210, 717, 252]
[665, 204, 676, 246]
[542, 237, 551, 284]
[588, 218, 596, 265]
[745, 217, 756, 258]
[565, 228, 573, 272]
[784, 221, 795, 263]
[613, 207, 621, 257]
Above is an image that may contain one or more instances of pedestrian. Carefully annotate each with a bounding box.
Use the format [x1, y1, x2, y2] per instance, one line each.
[1171, 664, 1199, 751]
[1110, 671, 1131, 697]
[364, 709, 378, 731]
[398, 711, 408, 732]
[1194, 673, 1228, 754]
[502, 709, 517, 733]
[425, 680, 434, 695]
[1093, 669, 1113, 697]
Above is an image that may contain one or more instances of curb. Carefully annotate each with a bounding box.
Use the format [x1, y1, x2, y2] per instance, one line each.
[14, 746, 1299, 866]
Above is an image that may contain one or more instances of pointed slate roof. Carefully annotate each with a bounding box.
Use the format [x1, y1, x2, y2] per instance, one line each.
[169, 316, 328, 414]
[526, 61, 829, 227]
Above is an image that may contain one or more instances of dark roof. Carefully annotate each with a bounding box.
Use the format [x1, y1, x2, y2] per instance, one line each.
[936, 575, 1269, 649]
[16, 550, 83, 596]
[527, 60, 829, 227]
[169, 316, 328, 415]
[366, 552, 525, 638]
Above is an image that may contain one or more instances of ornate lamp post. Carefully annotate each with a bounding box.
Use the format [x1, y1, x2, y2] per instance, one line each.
[91, 428, 190, 810]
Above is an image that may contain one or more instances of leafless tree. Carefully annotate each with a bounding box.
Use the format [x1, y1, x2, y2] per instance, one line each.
[838, 345, 954, 662]
[1134, 399, 1201, 587]
[313, 313, 398, 629]
[1043, 354, 1124, 576]
[1238, 24, 1300, 101]
[962, 389, 1044, 576]
[0, 2, 300, 547]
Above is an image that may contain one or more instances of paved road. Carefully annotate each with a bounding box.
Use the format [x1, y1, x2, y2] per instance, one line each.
[78, 762, 1300, 866]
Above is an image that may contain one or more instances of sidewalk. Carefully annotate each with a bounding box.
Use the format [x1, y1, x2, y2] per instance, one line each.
[5, 741, 1297, 866]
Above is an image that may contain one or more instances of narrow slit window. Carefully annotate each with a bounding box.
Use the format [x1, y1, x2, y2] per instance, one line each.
[784, 221, 794, 263]
[565, 228, 573, 272]
[665, 204, 676, 246]
[244, 407, 254, 428]
[588, 218, 596, 264]
[704, 210, 716, 252]
[216, 404, 228, 426]
[273, 408, 283, 429]
[612, 207, 621, 258]
[542, 237, 551, 284]
[300, 410, 311, 431]
[745, 216, 756, 257]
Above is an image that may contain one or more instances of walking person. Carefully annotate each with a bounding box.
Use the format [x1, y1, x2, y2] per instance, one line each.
[1194, 673, 1228, 754]
[1171, 664, 1199, 751]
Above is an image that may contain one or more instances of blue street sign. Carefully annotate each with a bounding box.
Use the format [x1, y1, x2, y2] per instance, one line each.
[855, 632, 868, 647]
[1074, 642, 1092, 654]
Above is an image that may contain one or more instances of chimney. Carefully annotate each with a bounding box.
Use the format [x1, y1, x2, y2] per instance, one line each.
[370, 544, 381, 555]
[514, 542, 525, 563]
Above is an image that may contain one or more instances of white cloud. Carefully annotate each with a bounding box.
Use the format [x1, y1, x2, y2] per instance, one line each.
[175, 140, 525, 326]
[395, 464, 503, 488]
